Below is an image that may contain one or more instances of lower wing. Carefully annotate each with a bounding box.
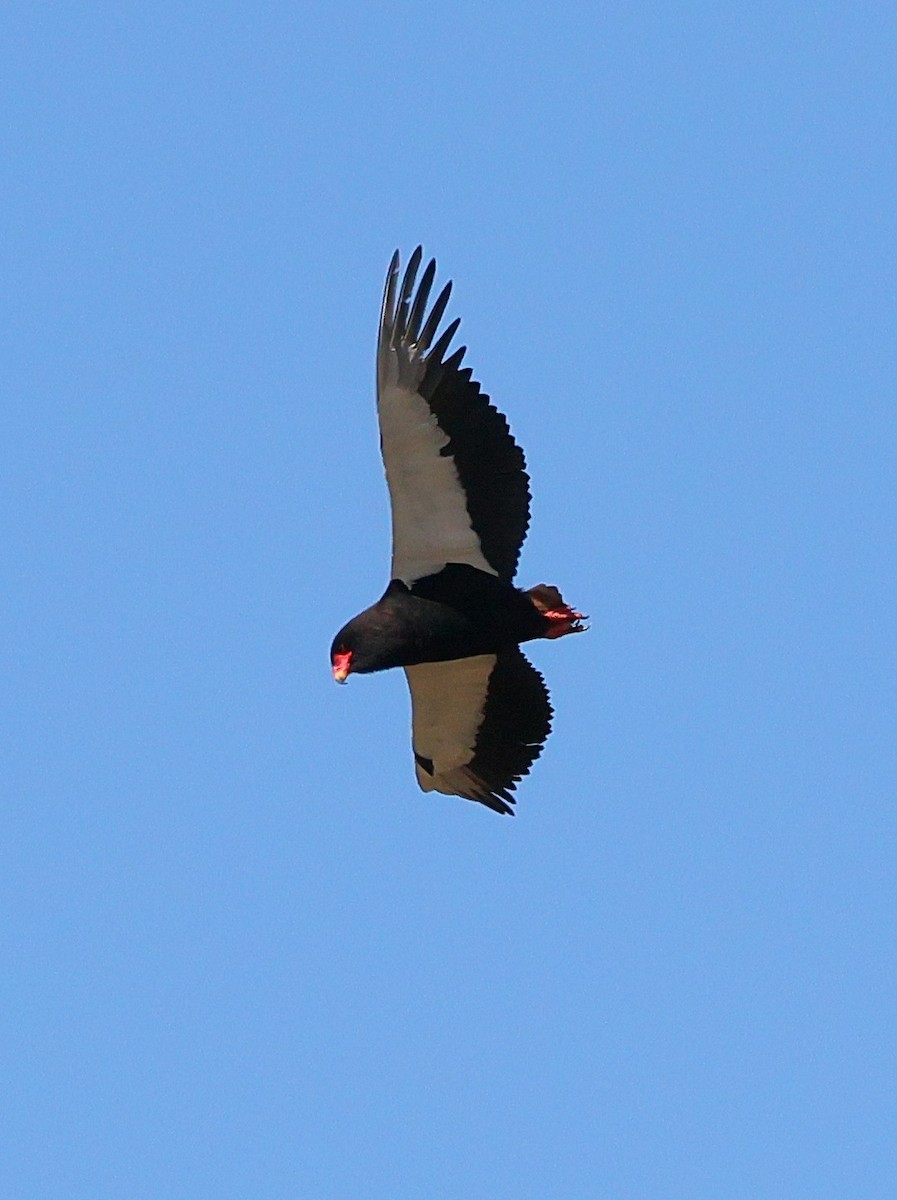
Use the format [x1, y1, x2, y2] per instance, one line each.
[404, 650, 552, 815]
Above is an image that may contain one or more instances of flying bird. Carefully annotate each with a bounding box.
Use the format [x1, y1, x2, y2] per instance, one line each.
[330, 248, 586, 814]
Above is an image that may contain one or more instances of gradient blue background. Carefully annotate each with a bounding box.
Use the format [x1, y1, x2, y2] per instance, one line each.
[4, 4, 895, 1197]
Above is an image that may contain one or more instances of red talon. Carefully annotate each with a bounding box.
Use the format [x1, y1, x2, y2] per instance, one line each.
[542, 605, 588, 639]
[525, 585, 588, 639]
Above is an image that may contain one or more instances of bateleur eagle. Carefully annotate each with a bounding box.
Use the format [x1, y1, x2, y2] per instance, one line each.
[330, 249, 585, 814]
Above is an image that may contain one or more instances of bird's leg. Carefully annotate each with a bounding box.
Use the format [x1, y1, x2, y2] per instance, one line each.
[525, 584, 588, 638]
[542, 605, 588, 639]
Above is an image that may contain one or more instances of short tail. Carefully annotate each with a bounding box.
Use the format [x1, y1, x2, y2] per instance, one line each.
[525, 585, 588, 639]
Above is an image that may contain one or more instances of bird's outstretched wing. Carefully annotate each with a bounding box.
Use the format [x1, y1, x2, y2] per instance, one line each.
[377, 248, 531, 586]
[404, 650, 552, 815]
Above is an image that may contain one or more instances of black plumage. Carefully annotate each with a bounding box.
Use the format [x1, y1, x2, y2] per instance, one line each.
[330, 249, 585, 813]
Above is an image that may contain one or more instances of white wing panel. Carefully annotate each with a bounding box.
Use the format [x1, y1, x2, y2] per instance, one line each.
[404, 655, 496, 795]
[378, 371, 496, 585]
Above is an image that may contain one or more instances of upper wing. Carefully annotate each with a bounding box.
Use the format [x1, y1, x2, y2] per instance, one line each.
[404, 650, 552, 815]
[377, 248, 531, 586]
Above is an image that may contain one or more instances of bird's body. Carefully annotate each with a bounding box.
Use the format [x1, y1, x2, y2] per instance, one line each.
[330, 249, 585, 814]
[335, 566, 550, 672]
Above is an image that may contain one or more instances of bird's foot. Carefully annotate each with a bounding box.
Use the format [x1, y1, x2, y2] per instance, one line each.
[526, 584, 589, 638]
[542, 605, 589, 639]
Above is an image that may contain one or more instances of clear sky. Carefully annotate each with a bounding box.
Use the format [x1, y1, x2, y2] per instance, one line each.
[4, 3, 896, 1197]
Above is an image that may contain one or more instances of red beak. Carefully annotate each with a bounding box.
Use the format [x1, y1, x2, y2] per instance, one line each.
[332, 650, 353, 684]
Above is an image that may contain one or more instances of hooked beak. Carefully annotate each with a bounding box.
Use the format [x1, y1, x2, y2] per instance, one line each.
[332, 650, 352, 684]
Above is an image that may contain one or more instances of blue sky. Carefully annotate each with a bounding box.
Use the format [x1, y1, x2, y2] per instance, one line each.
[4, 3, 896, 1196]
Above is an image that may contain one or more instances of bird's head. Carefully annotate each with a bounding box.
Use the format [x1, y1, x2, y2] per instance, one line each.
[330, 620, 383, 682]
[330, 599, 414, 682]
